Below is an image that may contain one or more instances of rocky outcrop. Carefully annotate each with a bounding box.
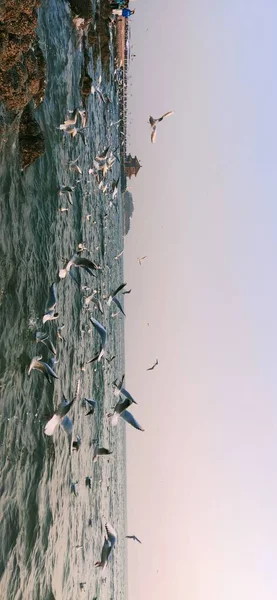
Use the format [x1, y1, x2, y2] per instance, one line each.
[0, 1, 46, 112]
[0, 0, 46, 168]
[19, 102, 45, 170]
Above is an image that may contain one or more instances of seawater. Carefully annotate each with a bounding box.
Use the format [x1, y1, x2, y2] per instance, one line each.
[0, 1, 128, 598]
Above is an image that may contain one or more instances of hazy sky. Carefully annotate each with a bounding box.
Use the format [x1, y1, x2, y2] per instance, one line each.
[123, 1, 277, 599]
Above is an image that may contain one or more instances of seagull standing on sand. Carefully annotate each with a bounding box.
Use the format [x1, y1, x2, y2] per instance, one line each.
[149, 111, 174, 143]
[95, 522, 117, 570]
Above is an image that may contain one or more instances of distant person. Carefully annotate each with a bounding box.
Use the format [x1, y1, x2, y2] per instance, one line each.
[112, 8, 135, 18]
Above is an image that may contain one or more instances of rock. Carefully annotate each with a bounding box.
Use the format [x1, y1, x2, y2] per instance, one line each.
[19, 103, 45, 170]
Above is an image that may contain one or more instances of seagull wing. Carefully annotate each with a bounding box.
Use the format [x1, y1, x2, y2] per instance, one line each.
[134, 536, 142, 544]
[90, 317, 107, 346]
[159, 110, 174, 121]
[120, 387, 137, 405]
[151, 126, 157, 143]
[114, 397, 132, 415]
[120, 409, 144, 431]
[73, 257, 99, 271]
[109, 282, 127, 300]
[112, 296, 125, 316]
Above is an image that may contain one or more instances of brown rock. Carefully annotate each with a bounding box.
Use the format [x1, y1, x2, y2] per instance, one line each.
[18, 103, 45, 170]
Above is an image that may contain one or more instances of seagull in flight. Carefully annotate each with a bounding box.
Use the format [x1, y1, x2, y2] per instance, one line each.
[149, 111, 174, 143]
[28, 356, 59, 383]
[137, 256, 147, 265]
[147, 358, 159, 371]
[87, 317, 107, 361]
[126, 535, 142, 544]
[44, 394, 75, 436]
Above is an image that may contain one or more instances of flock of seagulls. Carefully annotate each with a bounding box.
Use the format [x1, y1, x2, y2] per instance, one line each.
[23, 12, 174, 586]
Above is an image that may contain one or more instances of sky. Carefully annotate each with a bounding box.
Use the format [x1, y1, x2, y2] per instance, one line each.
[123, 1, 277, 599]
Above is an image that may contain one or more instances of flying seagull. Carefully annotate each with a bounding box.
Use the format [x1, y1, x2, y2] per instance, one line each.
[107, 398, 143, 431]
[95, 522, 117, 570]
[36, 331, 56, 355]
[28, 356, 59, 384]
[126, 535, 142, 544]
[44, 394, 75, 436]
[137, 256, 147, 265]
[84, 398, 97, 416]
[147, 358, 159, 371]
[149, 111, 174, 143]
[43, 283, 58, 323]
[87, 317, 107, 361]
[59, 254, 101, 279]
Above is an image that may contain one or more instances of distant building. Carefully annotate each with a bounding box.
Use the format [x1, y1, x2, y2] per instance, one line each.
[125, 154, 141, 178]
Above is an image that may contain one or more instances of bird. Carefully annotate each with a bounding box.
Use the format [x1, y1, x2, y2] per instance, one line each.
[84, 291, 103, 314]
[95, 522, 117, 570]
[106, 282, 126, 316]
[85, 476, 92, 489]
[112, 378, 137, 404]
[71, 481, 79, 496]
[149, 111, 174, 143]
[44, 394, 75, 436]
[28, 356, 59, 383]
[137, 256, 147, 265]
[93, 446, 113, 462]
[147, 358, 159, 371]
[84, 398, 97, 416]
[59, 254, 101, 279]
[126, 535, 142, 544]
[43, 283, 58, 323]
[122, 289, 131, 295]
[36, 331, 56, 355]
[87, 317, 107, 362]
[72, 435, 81, 451]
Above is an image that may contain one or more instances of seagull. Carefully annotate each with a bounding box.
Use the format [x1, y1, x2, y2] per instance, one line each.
[59, 185, 76, 205]
[107, 398, 142, 432]
[72, 435, 81, 451]
[28, 356, 59, 383]
[84, 291, 103, 314]
[95, 522, 117, 570]
[112, 378, 137, 404]
[87, 317, 107, 361]
[44, 394, 75, 436]
[71, 481, 79, 496]
[59, 254, 101, 279]
[114, 249, 124, 260]
[137, 256, 147, 265]
[84, 398, 97, 416]
[36, 331, 56, 355]
[122, 289, 131, 295]
[93, 446, 113, 462]
[149, 111, 174, 143]
[106, 282, 126, 315]
[105, 355, 116, 364]
[147, 358, 159, 371]
[43, 283, 58, 323]
[126, 535, 142, 544]
[85, 476, 93, 489]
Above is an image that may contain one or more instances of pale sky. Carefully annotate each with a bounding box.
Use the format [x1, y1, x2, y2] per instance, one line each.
[123, 1, 277, 599]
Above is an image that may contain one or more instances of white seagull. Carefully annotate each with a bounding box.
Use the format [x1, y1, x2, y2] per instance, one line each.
[149, 111, 174, 143]
[87, 317, 107, 362]
[44, 394, 75, 436]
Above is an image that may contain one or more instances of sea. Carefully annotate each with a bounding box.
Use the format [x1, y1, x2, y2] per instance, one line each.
[0, 1, 128, 599]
